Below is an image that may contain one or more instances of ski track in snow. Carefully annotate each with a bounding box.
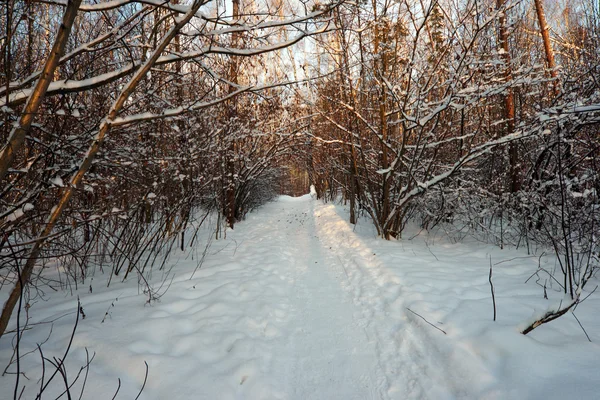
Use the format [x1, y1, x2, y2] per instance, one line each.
[2, 194, 599, 399]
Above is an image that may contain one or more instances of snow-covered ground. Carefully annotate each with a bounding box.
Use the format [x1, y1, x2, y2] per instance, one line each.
[1, 194, 599, 399]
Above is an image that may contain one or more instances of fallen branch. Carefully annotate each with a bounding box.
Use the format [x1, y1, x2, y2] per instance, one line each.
[521, 296, 579, 335]
[406, 307, 447, 335]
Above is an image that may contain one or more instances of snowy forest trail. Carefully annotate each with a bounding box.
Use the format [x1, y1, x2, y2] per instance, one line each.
[208, 195, 491, 400]
[254, 197, 382, 399]
[1, 195, 481, 400]
[3, 195, 600, 400]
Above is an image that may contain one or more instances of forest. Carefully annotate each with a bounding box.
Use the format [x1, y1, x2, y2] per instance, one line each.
[0, 0, 599, 398]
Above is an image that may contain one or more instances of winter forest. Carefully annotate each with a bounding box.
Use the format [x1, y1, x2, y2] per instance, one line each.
[1, 0, 599, 398]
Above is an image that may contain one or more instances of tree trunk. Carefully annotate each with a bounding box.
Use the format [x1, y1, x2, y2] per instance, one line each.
[533, 0, 559, 94]
[0, 0, 204, 338]
[371, 0, 391, 238]
[225, 0, 241, 229]
[0, 0, 83, 183]
[497, 0, 519, 193]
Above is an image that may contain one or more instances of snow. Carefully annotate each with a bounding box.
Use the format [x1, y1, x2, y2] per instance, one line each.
[49, 0, 192, 14]
[2, 65, 138, 106]
[1, 196, 599, 399]
[571, 104, 600, 113]
[51, 175, 65, 187]
[5, 209, 24, 222]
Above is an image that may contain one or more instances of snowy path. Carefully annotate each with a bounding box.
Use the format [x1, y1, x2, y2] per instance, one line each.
[232, 196, 480, 399]
[257, 199, 382, 399]
[2, 195, 600, 399]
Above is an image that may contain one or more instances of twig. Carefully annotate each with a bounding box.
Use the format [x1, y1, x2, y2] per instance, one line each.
[189, 233, 214, 280]
[14, 260, 23, 400]
[525, 267, 564, 290]
[424, 240, 439, 261]
[134, 361, 149, 400]
[489, 257, 496, 321]
[406, 307, 447, 335]
[571, 311, 591, 342]
[110, 378, 121, 400]
[78, 349, 92, 400]
[493, 254, 538, 266]
[3, 317, 54, 377]
[101, 297, 119, 324]
[37, 345, 46, 398]
[35, 299, 80, 399]
[579, 285, 598, 304]
[4, 311, 76, 333]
